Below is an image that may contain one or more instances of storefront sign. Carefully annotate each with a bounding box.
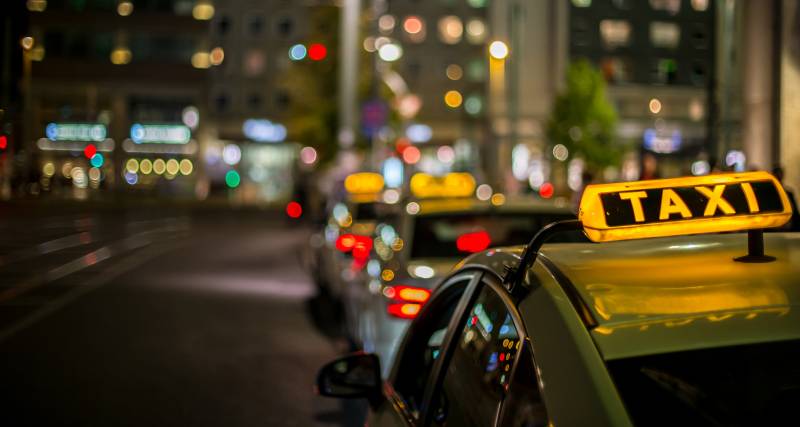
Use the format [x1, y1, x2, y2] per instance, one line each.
[46, 123, 107, 142]
[130, 124, 191, 144]
[243, 119, 287, 143]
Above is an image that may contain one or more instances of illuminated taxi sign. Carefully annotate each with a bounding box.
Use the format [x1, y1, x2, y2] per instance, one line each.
[46, 123, 107, 142]
[409, 173, 476, 199]
[130, 124, 191, 144]
[579, 172, 792, 242]
[345, 172, 385, 195]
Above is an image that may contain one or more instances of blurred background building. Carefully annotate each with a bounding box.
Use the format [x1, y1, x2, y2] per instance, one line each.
[3, 0, 800, 204]
[17, 0, 214, 199]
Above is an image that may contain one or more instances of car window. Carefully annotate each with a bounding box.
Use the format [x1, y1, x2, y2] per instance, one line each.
[607, 339, 800, 426]
[430, 284, 522, 426]
[410, 212, 580, 259]
[497, 340, 550, 427]
[392, 277, 471, 419]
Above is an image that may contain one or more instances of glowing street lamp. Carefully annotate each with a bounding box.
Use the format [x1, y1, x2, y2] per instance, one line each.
[489, 40, 509, 60]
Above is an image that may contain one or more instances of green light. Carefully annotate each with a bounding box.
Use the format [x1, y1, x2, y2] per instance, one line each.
[90, 153, 104, 168]
[464, 95, 483, 115]
[225, 170, 241, 188]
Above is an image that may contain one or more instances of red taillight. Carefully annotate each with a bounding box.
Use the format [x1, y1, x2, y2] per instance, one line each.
[351, 236, 373, 260]
[387, 303, 422, 319]
[385, 285, 431, 319]
[336, 234, 357, 252]
[456, 230, 491, 253]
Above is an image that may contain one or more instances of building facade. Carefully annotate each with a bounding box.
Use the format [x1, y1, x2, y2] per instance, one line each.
[22, 0, 212, 198]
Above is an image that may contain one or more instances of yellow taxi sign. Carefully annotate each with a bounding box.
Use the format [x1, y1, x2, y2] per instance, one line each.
[410, 173, 476, 199]
[345, 172, 384, 195]
[578, 172, 792, 242]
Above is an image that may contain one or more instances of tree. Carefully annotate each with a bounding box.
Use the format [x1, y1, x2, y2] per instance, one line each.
[546, 60, 619, 171]
[282, 5, 340, 165]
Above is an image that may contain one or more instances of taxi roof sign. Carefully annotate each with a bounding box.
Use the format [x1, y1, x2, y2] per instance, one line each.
[578, 172, 792, 242]
[345, 172, 385, 195]
[409, 173, 476, 199]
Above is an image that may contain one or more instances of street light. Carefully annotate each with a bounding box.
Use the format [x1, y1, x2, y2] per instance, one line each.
[489, 40, 509, 60]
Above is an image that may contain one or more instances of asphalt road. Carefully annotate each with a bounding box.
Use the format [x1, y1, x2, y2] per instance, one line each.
[0, 205, 355, 426]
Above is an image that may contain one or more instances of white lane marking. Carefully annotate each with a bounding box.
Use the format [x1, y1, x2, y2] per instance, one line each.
[0, 224, 189, 304]
[0, 238, 187, 344]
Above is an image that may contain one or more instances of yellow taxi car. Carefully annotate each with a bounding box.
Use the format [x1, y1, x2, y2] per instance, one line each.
[310, 172, 396, 300]
[316, 171, 799, 426]
[341, 172, 578, 376]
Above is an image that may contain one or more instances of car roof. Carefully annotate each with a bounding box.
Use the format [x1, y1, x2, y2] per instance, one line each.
[415, 196, 573, 216]
[538, 232, 800, 360]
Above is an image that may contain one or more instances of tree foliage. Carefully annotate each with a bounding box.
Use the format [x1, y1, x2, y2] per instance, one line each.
[546, 60, 619, 171]
[281, 6, 340, 165]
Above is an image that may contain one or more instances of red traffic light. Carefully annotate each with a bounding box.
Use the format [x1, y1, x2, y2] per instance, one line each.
[0, 135, 7, 150]
[308, 43, 327, 61]
[83, 144, 97, 159]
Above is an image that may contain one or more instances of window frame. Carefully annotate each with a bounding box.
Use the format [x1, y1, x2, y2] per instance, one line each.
[418, 272, 539, 426]
[386, 270, 483, 424]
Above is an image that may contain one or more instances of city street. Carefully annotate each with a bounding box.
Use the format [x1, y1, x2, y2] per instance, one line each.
[0, 205, 351, 426]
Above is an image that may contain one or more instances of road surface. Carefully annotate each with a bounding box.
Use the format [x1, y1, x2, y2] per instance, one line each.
[0, 205, 355, 426]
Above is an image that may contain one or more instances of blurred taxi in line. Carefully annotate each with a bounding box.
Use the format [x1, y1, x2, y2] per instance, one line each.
[340, 172, 579, 376]
[309, 172, 398, 302]
[317, 171, 800, 426]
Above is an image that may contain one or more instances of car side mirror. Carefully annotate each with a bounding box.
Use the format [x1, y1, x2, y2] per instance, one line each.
[316, 353, 383, 406]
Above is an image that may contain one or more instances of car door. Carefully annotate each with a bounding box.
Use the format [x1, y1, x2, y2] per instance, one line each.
[368, 271, 481, 426]
[423, 275, 551, 427]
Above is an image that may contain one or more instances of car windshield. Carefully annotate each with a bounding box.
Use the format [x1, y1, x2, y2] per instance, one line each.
[354, 202, 379, 222]
[409, 211, 579, 259]
[608, 339, 800, 426]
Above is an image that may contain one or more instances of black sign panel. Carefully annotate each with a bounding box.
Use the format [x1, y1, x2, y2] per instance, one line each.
[600, 181, 784, 227]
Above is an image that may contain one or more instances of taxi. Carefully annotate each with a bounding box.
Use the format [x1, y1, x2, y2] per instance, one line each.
[341, 172, 578, 376]
[316, 171, 800, 426]
[310, 172, 396, 301]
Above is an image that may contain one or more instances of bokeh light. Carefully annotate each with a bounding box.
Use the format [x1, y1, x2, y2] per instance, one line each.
[289, 44, 307, 61]
[489, 41, 509, 59]
[225, 170, 241, 188]
[286, 201, 303, 218]
[402, 146, 421, 164]
[476, 184, 492, 201]
[444, 90, 463, 108]
[540, 182, 554, 198]
[308, 43, 327, 61]
[300, 146, 318, 165]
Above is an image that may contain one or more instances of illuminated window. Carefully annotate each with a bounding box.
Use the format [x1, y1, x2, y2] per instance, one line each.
[438, 16, 463, 45]
[243, 49, 265, 76]
[650, 22, 680, 49]
[652, 58, 677, 84]
[465, 18, 486, 44]
[650, 0, 681, 15]
[599, 20, 632, 49]
[600, 57, 633, 83]
[691, 0, 709, 11]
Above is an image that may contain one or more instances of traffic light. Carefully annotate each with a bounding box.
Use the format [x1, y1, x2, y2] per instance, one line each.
[0, 134, 7, 150]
